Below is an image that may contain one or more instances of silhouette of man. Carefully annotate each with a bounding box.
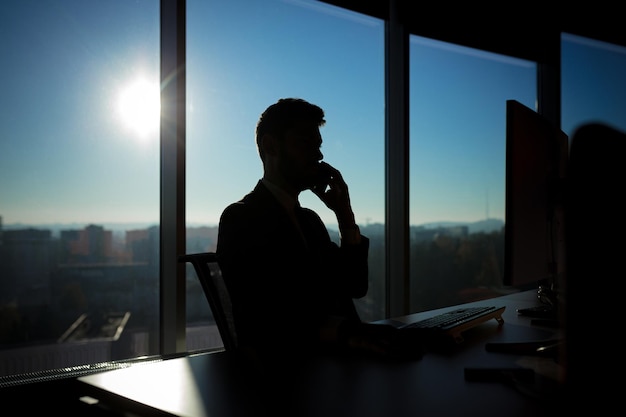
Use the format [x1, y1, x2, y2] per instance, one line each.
[217, 98, 418, 360]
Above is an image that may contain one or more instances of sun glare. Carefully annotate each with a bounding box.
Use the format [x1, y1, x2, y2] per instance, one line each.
[117, 77, 160, 140]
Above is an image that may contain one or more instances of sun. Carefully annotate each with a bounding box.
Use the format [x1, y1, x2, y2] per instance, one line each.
[117, 77, 160, 141]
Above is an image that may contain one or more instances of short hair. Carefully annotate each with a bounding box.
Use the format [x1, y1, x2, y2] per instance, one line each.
[256, 98, 325, 160]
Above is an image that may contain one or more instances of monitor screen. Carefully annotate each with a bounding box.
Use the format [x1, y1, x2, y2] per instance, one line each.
[504, 100, 568, 290]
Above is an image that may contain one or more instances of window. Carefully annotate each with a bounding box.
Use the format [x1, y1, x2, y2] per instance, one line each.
[561, 33, 626, 135]
[408, 36, 536, 312]
[0, 0, 160, 377]
[2, 0, 625, 383]
[185, 0, 385, 352]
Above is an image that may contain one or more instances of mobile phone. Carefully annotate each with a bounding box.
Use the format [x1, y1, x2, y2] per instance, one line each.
[311, 164, 332, 195]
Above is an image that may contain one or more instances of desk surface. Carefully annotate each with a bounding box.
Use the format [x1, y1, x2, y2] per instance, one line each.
[77, 290, 565, 417]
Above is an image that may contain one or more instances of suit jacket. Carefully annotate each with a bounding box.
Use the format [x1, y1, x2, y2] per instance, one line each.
[216, 180, 370, 354]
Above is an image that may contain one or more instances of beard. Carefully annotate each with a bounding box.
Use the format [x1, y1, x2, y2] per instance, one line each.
[278, 159, 319, 192]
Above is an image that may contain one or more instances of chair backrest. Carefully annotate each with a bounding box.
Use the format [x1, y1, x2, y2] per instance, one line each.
[178, 252, 238, 352]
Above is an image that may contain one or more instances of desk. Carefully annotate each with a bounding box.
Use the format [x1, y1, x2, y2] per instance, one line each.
[76, 290, 565, 417]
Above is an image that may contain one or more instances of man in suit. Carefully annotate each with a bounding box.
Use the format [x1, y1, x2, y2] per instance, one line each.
[217, 98, 413, 360]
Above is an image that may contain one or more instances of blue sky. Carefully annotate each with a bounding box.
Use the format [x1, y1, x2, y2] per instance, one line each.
[1, 0, 625, 228]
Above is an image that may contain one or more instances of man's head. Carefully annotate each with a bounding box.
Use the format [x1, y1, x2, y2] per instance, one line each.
[256, 98, 326, 159]
[256, 98, 326, 195]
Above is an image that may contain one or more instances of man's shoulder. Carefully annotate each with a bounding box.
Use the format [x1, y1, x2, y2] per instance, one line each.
[221, 183, 276, 219]
[218, 199, 258, 240]
[221, 198, 255, 221]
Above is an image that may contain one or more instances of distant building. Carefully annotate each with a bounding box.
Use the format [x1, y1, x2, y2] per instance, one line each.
[126, 225, 159, 265]
[59, 224, 113, 264]
[0, 228, 53, 306]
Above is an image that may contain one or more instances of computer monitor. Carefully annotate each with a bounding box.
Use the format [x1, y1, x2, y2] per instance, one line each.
[504, 100, 568, 291]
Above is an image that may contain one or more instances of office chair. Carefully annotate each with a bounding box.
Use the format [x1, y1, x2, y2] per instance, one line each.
[178, 252, 238, 352]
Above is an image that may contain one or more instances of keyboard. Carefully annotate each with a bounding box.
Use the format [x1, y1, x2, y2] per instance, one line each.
[401, 305, 505, 344]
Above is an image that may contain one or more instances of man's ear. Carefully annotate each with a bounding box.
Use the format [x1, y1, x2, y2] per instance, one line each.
[261, 133, 278, 157]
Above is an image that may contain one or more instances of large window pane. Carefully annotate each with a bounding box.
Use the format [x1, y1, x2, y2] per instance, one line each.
[0, 0, 160, 377]
[562, 33, 626, 135]
[186, 0, 385, 351]
[409, 36, 536, 312]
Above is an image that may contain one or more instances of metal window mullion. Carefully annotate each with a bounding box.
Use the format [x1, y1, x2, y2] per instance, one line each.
[160, 0, 186, 355]
[385, 0, 410, 318]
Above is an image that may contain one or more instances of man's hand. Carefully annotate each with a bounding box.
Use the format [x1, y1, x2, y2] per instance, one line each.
[311, 162, 355, 223]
